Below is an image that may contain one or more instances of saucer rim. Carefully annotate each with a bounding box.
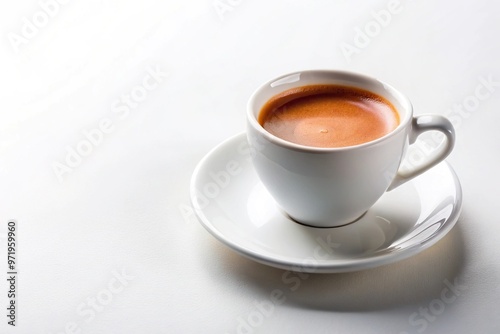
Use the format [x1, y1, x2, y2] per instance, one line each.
[190, 132, 463, 273]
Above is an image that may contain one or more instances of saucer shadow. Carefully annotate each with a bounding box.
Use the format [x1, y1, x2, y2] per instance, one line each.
[198, 220, 467, 312]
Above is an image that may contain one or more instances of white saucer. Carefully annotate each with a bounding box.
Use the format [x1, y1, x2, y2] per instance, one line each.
[190, 133, 462, 273]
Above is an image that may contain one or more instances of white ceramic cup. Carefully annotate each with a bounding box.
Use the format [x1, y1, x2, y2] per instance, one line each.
[246, 70, 455, 228]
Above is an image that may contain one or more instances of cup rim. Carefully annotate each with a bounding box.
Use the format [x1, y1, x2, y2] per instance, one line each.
[247, 69, 413, 152]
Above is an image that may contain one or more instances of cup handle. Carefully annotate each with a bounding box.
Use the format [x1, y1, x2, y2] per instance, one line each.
[387, 115, 455, 191]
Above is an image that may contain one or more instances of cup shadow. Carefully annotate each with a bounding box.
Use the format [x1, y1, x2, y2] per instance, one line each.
[198, 221, 466, 312]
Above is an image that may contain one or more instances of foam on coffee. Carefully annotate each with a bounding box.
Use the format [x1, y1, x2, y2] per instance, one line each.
[259, 85, 399, 148]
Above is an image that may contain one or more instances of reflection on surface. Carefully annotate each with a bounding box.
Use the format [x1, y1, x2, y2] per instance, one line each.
[387, 199, 455, 252]
[270, 73, 301, 87]
[247, 182, 279, 228]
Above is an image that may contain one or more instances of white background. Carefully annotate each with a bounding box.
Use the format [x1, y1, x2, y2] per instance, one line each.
[0, 0, 499, 333]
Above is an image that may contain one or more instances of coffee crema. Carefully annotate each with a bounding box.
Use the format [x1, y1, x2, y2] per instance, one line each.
[259, 84, 400, 148]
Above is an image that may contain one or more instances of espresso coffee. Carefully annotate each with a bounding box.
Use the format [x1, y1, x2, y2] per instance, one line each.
[259, 85, 399, 148]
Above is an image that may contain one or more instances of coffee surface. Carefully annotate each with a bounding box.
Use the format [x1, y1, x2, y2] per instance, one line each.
[259, 85, 399, 148]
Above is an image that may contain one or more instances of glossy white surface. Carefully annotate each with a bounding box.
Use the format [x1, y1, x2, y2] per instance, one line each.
[247, 70, 455, 226]
[1, 1, 500, 333]
[191, 133, 462, 273]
